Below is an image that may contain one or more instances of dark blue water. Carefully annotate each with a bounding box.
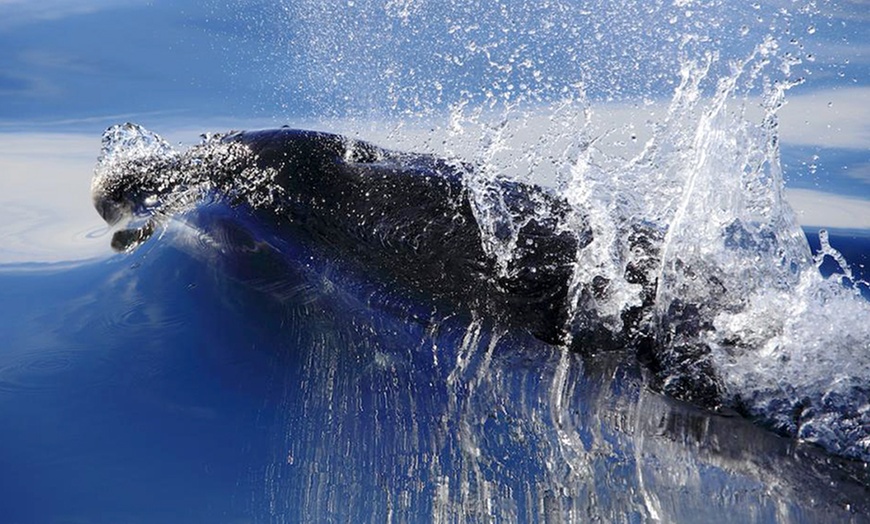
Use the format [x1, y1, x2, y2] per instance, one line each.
[1, 201, 868, 523]
[0, 224, 279, 522]
[805, 228, 870, 301]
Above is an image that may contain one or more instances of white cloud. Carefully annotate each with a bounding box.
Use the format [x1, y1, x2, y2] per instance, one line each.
[843, 160, 870, 188]
[0, 110, 191, 130]
[777, 87, 870, 149]
[786, 188, 870, 229]
[0, 0, 146, 30]
[566, 86, 870, 152]
[828, 0, 870, 23]
[843, 161, 870, 185]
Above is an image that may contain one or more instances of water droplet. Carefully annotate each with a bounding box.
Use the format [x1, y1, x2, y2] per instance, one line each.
[807, 25, 816, 34]
[740, 25, 750, 36]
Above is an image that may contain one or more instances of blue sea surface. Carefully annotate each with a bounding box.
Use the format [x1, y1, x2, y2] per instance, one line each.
[0, 1, 868, 523]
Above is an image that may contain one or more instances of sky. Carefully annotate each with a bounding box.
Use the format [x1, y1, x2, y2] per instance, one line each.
[0, 0, 867, 262]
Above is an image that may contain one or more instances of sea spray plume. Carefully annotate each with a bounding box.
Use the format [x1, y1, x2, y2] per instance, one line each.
[424, 37, 870, 459]
[631, 41, 870, 459]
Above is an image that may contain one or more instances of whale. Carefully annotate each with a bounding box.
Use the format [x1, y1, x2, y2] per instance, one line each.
[91, 124, 712, 404]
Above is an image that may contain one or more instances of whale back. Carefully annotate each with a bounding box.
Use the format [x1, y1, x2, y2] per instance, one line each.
[224, 129, 587, 345]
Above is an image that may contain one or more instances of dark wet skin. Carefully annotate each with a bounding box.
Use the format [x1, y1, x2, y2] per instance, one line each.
[225, 129, 587, 348]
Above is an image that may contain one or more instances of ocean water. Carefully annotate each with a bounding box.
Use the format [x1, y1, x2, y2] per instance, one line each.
[1, 1, 869, 523]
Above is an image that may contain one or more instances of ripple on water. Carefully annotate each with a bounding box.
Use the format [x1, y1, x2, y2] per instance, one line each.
[0, 345, 87, 394]
[0, 273, 192, 396]
[0, 203, 112, 264]
[83, 223, 114, 241]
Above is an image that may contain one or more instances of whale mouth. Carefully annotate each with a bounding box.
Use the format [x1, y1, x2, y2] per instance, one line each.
[110, 219, 156, 252]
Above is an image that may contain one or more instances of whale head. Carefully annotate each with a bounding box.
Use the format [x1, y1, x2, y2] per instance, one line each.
[91, 123, 182, 225]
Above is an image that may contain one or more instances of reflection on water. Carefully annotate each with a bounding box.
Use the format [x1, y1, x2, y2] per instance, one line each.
[267, 319, 870, 522]
[0, 213, 866, 523]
